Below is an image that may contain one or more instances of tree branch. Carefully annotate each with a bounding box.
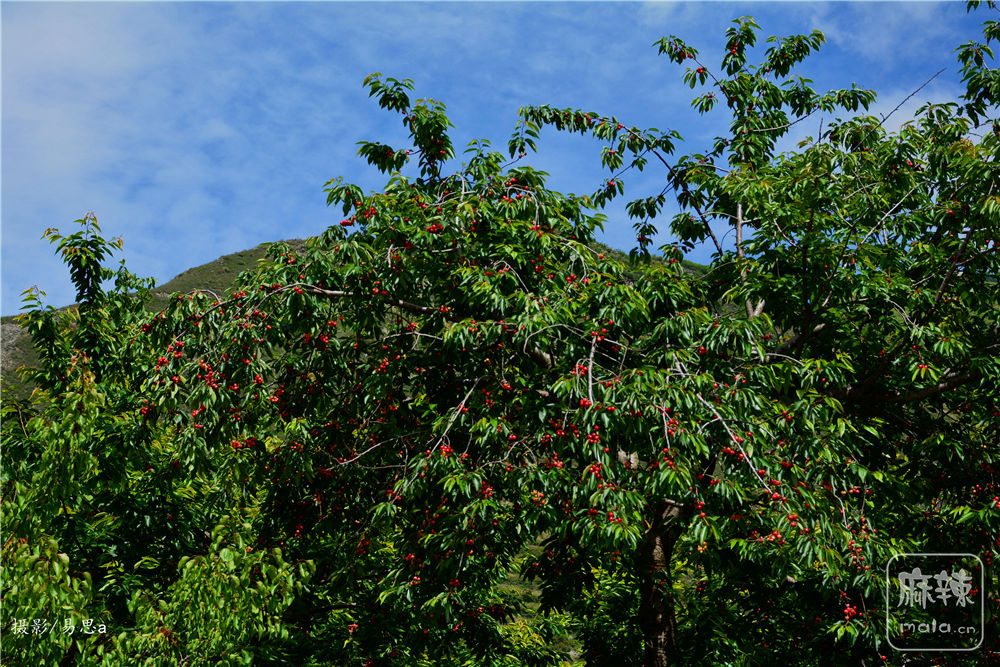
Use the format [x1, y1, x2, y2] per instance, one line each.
[304, 284, 558, 370]
[830, 369, 983, 404]
[766, 323, 827, 363]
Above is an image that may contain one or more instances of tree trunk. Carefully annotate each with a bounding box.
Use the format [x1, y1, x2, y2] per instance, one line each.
[638, 500, 689, 667]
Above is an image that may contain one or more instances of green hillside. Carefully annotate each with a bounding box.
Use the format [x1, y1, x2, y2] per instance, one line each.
[0, 239, 707, 398]
[0, 239, 302, 397]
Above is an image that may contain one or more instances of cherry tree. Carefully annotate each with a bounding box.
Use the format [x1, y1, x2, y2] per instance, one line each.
[3, 6, 998, 666]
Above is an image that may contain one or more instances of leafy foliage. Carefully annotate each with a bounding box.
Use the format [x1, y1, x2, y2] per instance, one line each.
[3, 7, 998, 667]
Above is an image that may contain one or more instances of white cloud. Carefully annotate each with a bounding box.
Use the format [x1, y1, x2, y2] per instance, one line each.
[2, 1, 992, 314]
[807, 1, 978, 65]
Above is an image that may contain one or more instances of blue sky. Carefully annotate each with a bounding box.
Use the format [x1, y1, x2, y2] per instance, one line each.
[1, 1, 992, 315]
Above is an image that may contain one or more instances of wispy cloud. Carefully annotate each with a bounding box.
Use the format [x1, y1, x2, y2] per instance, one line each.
[2, 2, 991, 314]
[808, 1, 966, 65]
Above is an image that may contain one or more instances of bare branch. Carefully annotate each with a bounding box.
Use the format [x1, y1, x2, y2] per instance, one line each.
[830, 369, 983, 404]
[929, 226, 975, 314]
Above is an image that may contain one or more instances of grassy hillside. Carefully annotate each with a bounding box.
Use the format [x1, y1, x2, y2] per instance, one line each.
[0, 239, 303, 397]
[143, 238, 311, 314]
[0, 238, 706, 397]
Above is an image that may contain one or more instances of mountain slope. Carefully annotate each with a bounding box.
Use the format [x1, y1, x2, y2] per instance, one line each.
[0, 239, 706, 397]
